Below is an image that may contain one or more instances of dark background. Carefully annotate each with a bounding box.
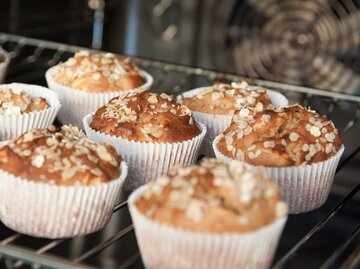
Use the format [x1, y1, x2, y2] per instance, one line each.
[1, 0, 359, 93]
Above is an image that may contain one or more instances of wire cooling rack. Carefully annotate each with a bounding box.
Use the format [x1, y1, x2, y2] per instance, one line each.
[0, 33, 359, 269]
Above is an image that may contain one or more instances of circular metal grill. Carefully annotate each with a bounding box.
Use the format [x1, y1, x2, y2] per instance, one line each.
[224, 0, 360, 93]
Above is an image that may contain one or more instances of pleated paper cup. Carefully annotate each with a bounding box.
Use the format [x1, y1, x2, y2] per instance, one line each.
[83, 113, 207, 190]
[45, 65, 153, 127]
[0, 140, 9, 147]
[213, 135, 345, 214]
[177, 87, 288, 157]
[0, 48, 10, 83]
[129, 185, 287, 269]
[0, 161, 127, 238]
[0, 83, 61, 141]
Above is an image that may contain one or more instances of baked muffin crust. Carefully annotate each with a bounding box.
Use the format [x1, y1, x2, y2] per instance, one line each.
[90, 90, 201, 143]
[52, 51, 146, 92]
[0, 125, 121, 185]
[0, 88, 48, 115]
[136, 158, 287, 233]
[217, 104, 342, 166]
[182, 81, 272, 115]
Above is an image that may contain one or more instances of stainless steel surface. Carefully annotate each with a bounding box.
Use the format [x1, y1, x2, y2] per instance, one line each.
[0, 33, 359, 269]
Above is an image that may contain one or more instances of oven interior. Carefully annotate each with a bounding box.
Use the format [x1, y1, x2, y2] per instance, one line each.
[0, 33, 359, 269]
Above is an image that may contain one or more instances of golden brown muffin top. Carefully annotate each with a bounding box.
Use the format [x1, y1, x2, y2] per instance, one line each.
[0, 125, 122, 185]
[182, 81, 272, 115]
[52, 51, 146, 92]
[217, 104, 342, 166]
[90, 90, 201, 143]
[0, 88, 48, 115]
[136, 158, 287, 233]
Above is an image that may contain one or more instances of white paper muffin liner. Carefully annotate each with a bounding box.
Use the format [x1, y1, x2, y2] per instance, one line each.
[45, 65, 153, 127]
[0, 48, 10, 83]
[128, 185, 287, 269]
[0, 140, 9, 147]
[83, 113, 207, 190]
[0, 161, 128, 238]
[0, 83, 61, 141]
[177, 87, 288, 157]
[213, 135, 345, 214]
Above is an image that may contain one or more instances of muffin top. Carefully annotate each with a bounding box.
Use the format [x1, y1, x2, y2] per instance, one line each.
[135, 158, 287, 233]
[182, 81, 272, 115]
[216, 104, 342, 166]
[0, 125, 122, 185]
[90, 90, 201, 143]
[52, 51, 146, 92]
[0, 88, 48, 115]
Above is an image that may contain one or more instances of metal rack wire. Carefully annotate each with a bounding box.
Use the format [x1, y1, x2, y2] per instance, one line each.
[0, 33, 359, 269]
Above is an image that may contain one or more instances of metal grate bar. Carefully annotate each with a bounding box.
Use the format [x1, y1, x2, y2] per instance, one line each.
[272, 182, 360, 268]
[118, 252, 141, 269]
[320, 225, 360, 269]
[13, 239, 66, 268]
[73, 225, 134, 263]
[0, 235, 21, 246]
[113, 200, 128, 213]
[326, 101, 336, 116]
[341, 104, 360, 135]
[339, 245, 360, 269]
[336, 144, 360, 173]
[4, 259, 13, 269]
[0, 244, 96, 269]
[301, 93, 312, 107]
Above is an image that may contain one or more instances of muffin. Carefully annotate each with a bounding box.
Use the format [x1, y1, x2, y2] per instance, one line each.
[213, 104, 344, 213]
[178, 81, 288, 156]
[0, 88, 48, 114]
[0, 47, 10, 83]
[0, 83, 60, 140]
[83, 90, 206, 190]
[129, 158, 288, 269]
[45, 51, 153, 127]
[0, 125, 127, 238]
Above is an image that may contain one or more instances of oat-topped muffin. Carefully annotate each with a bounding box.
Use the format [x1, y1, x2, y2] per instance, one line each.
[52, 51, 146, 92]
[135, 158, 287, 233]
[0, 125, 127, 238]
[85, 90, 206, 190]
[90, 90, 201, 143]
[129, 159, 288, 269]
[216, 104, 342, 167]
[0, 83, 60, 141]
[182, 81, 273, 115]
[0, 88, 48, 115]
[0, 125, 121, 185]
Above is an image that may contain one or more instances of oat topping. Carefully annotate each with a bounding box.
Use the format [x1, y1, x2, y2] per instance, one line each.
[0, 88, 48, 115]
[53, 51, 145, 92]
[31, 155, 45, 168]
[264, 141, 276, 148]
[218, 104, 342, 166]
[91, 90, 200, 143]
[100, 91, 192, 124]
[310, 126, 321, 137]
[261, 114, 271, 123]
[289, 132, 299, 142]
[182, 81, 273, 115]
[137, 159, 287, 231]
[239, 107, 250, 117]
[0, 125, 121, 185]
